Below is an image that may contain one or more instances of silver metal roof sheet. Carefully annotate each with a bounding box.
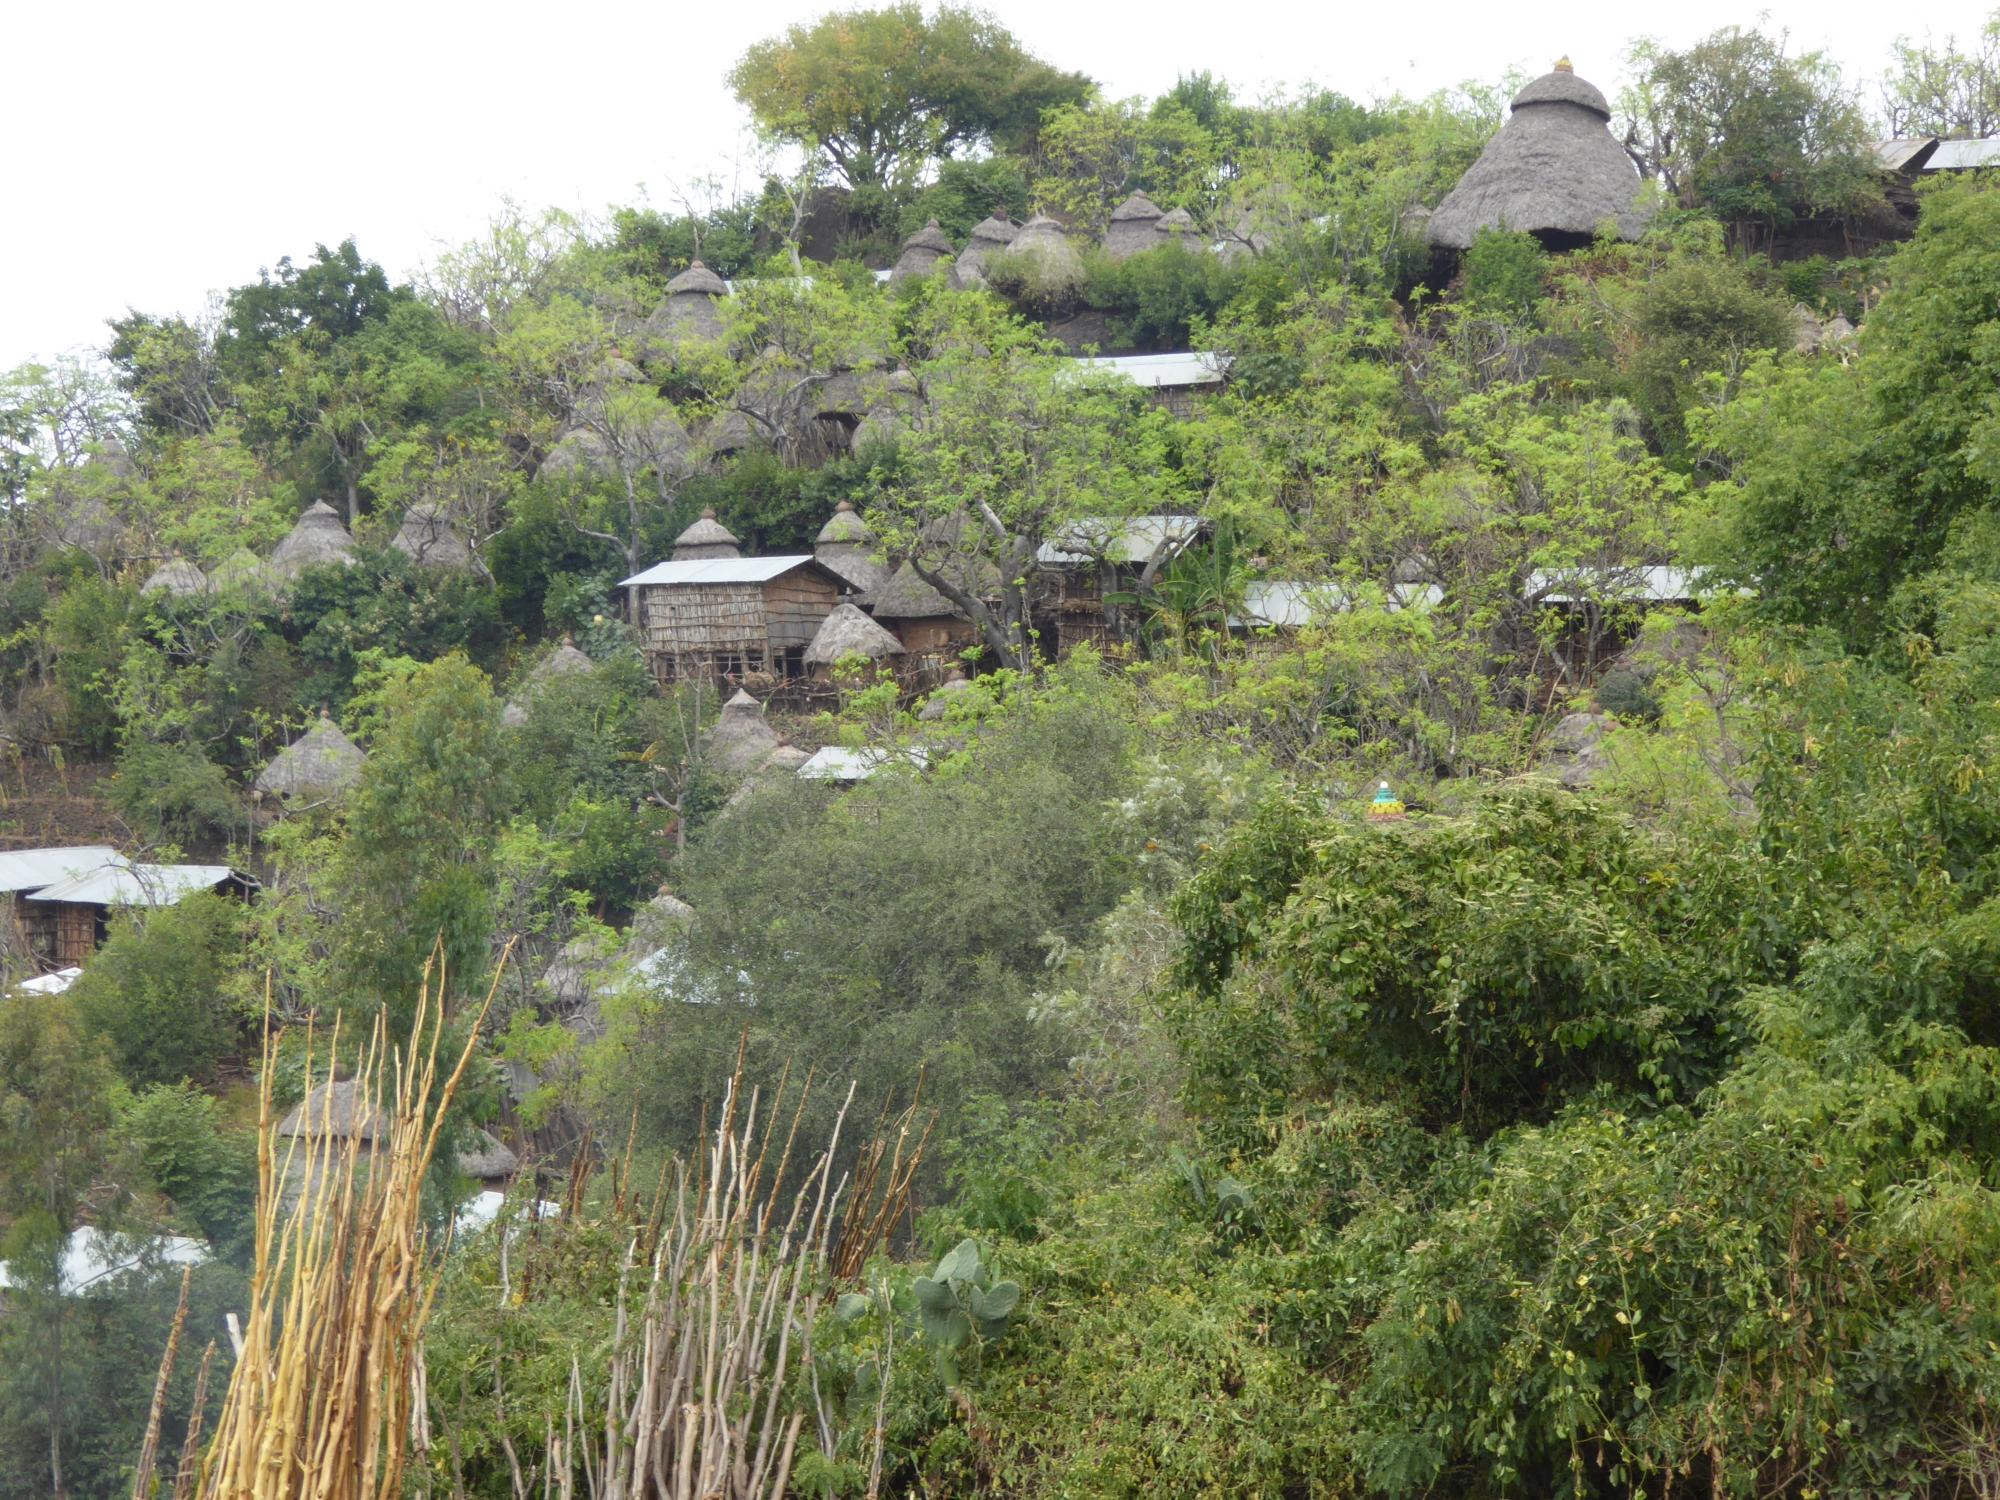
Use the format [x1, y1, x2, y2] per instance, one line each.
[1069, 351, 1231, 389]
[796, 745, 928, 781]
[619, 554, 821, 588]
[25, 863, 240, 907]
[1926, 137, 2000, 170]
[0, 846, 125, 894]
[1527, 565, 1708, 604]
[1037, 514, 1208, 565]
[1228, 580, 1443, 629]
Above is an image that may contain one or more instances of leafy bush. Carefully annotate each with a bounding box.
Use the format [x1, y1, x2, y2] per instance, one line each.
[1461, 228, 1548, 319]
[109, 738, 241, 849]
[69, 892, 248, 1088]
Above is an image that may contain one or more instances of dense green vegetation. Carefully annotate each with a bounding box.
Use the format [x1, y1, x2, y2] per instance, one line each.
[5, 6, 2000, 1496]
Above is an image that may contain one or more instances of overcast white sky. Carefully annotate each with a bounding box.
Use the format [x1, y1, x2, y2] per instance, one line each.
[4, 0, 1986, 370]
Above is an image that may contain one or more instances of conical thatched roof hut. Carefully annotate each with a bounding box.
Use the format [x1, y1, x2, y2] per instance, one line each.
[457, 1129, 520, 1181]
[705, 689, 782, 775]
[804, 602, 905, 676]
[142, 557, 208, 598]
[672, 508, 740, 560]
[952, 214, 1021, 290]
[1154, 207, 1198, 244]
[997, 215, 1085, 297]
[209, 546, 269, 595]
[501, 638, 596, 728]
[266, 500, 358, 584]
[650, 259, 729, 342]
[1427, 60, 1653, 251]
[1105, 192, 1165, 259]
[1791, 303, 1825, 354]
[390, 500, 477, 570]
[870, 562, 959, 621]
[917, 666, 974, 721]
[890, 220, 955, 283]
[254, 713, 366, 801]
[813, 500, 890, 595]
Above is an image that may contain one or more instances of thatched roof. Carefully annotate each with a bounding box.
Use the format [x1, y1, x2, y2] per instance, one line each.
[650, 260, 729, 343]
[209, 546, 269, 595]
[390, 501, 477, 570]
[501, 639, 595, 728]
[457, 1129, 519, 1180]
[891, 219, 955, 283]
[672, 507, 740, 560]
[1791, 303, 1825, 354]
[805, 602, 906, 667]
[267, 501, 358, 583]
[870, 561, 961, 620]
[996, 215, 1084, 296]
[917, 668, 974, 721]
[815, 499, 870, 546]
[91, 434, 139, 481]
[539, 414, 694, 485]
[1105, 192, 1165, 260]
[627, 887, 695, 952]
[1426, 61, 1653, 250]
[254, 714, 366, 800]
[1823, 314, 1857, 346]
[706, 690, 783, 774]
[952, 214, 1021, 290]
[278, 1078, 383, 1142]
[142, 557, 207, 597]
[1154, 206, 1198, 241]
[815, 503, 889, 595]
[55, 494, 126, 558]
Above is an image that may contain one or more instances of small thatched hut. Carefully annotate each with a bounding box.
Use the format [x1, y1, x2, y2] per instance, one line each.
[266, 501, 358, 584]
[1791, 303, 1825, 354]
[390, 501, 477, 570]
[650, 259, 729, 342]
[1427, 60, 1654, 251]
[890, 219, 955, 283]
[672, 508, 741, 561]
[209, 546, 269, 595]
[871, 562, 983, 666]
[500, 638, 596, 728]
[705, 690, 783, 775]
[1104, 192, 1165, 259]
[952, 214, 1021, 290]
[917, 666, 974, 721]
[141, 557, 207, 598]
[254, 713, 366, 802]
[1154, 206, 1198, 245]
[814, 500, 890, 595]
[804, 602, 905, 681]
[996, 215, 1085, 297]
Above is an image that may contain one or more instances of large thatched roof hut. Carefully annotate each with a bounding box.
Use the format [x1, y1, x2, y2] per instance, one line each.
[266, 501, 358, 584]
[500, 638, 596, 728]
[804, 602, 905, 680]
[996, 215, 1084, 297]
[1105, 192, 1165, 259]
[705, 689, 783, 775]
[650, 259, 729, 342]
[951, 214, 1020, 290]
[209, 546, 269, 596]
[141, 557, 207, 598]
[813, 500, 890, 595]
[672, 508, 741, 560]
[890, 219, 955, 283]
[1427, 60, 1654, 251]
[254, 713, 366, 802]
[390, 500, 477, 570]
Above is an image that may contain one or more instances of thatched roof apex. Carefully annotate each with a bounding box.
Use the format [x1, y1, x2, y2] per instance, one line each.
[967, 214, 1020, 247]
[673, 507, 740, 556]
[267, 500, 358, 582]
[502, 639, 595, 727]
[666, 260, 728, 297]
[902, 219, 954, 253]
[815, 499, 872, 546]
[1513, 64, 1611, 119]
[1425, 61, 1651, 250]
[724, 688, 762, 714]
[1110, 191, 1163, 223]
[805, 602, 905, 665]
[277, 1078, 383, 1141]
[142, 557, 208, 597]
[390, 500, 476, 570]
[254, 714, 366, 799]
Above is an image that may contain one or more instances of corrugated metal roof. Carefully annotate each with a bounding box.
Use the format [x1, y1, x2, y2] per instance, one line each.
[1527, 565, 1707, 604]
[1037, 514, 1208, 565]
[14, 967, 82, 996]
[1926, 137, 2000, 170]
[0, 1226, 207, 1295]
[0, 846, 125, 894]
[797, 745, 929, 781]
[1227, 580, 1442, 629]
[1069, 351, 1231, 389]
[619, 554, 821, 588]
[1874, 136, 1938, 172]
[25, 863, 241, 908]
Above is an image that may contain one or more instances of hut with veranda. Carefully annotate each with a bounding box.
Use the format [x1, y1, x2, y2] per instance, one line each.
[619, 554, 846, 687]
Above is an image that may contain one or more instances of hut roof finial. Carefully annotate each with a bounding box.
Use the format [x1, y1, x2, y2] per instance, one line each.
[1555, 55, 1573, 72]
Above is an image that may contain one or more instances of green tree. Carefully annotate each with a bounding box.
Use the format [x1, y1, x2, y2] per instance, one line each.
[728, 4, 1092, 192]
[69, 893, 248, 1089]
[1883, 14, 2000, 138]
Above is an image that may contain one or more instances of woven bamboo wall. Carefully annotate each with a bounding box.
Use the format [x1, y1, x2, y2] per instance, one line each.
[763, 573, 839, 649]
[54, 903, 98, 967]
[640, 574, 839, 680]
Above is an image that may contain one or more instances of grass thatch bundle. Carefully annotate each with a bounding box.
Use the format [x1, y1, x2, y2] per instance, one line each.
[266, 501, 358, 584]
[253, 713, 366, 803]
[1426, 62, 1654, 250]
[193, 954, 499, 1500]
